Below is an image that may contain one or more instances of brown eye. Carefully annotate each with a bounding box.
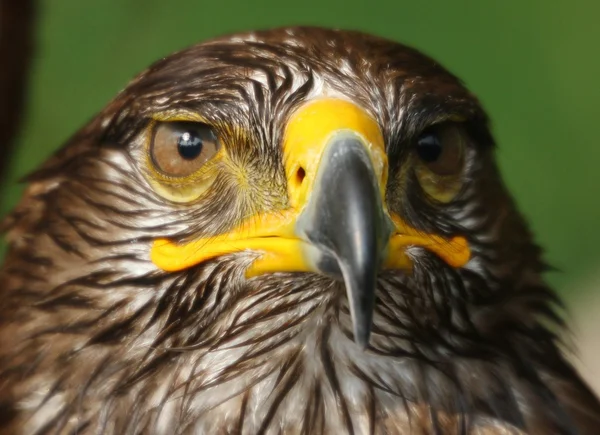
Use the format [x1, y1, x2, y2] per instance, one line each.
[414, 122, 467, 202]
[150, 121, 220, 177]
[415, 123, 465, 176]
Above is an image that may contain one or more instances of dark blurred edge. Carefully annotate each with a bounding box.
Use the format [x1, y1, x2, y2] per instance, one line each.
[0, 0, 36, 186]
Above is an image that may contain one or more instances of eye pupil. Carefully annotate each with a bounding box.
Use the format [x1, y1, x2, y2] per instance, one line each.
[177, 131, 203, 160]
[416, 132, 442, 162]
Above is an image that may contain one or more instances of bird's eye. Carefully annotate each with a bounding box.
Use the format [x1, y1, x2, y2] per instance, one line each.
[413, 122, 467, 202]
[150, 121, 220, 178]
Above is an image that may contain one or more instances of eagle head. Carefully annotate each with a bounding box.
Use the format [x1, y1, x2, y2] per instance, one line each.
[1, 27, 599, 434]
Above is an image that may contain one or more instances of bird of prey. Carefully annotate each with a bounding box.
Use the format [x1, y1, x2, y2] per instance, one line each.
[1, 27, 599, 435]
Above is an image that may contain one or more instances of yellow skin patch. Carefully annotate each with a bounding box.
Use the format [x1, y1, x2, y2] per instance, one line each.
[151, 99, 470, 276]
[283, 99, 388, 208]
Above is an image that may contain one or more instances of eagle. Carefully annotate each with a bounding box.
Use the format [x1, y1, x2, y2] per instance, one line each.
[1, 26, 599, 434]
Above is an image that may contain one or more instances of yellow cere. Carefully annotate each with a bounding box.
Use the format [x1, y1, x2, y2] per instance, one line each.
[150, 98, 471, 277]
[283, 98, 388, 208]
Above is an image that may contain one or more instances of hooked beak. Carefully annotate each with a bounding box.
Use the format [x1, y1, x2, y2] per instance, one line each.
[151, 99, 470, 348]
[294, 133, 392, 347]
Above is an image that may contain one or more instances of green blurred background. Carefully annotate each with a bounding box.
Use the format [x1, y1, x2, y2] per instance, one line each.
[1, 2, 599, 299]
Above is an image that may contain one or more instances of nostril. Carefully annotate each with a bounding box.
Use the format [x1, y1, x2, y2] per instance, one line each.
[295, 167, 306, 186]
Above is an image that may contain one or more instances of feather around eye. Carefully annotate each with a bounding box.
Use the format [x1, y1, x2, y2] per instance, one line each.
[413, 122, 467, 203]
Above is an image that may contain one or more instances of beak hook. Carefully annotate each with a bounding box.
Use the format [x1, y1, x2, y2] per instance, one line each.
[295, 133, 392, 348]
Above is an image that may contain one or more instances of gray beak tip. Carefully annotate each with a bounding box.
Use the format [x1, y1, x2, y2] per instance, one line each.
[354, 328, 371, 350]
